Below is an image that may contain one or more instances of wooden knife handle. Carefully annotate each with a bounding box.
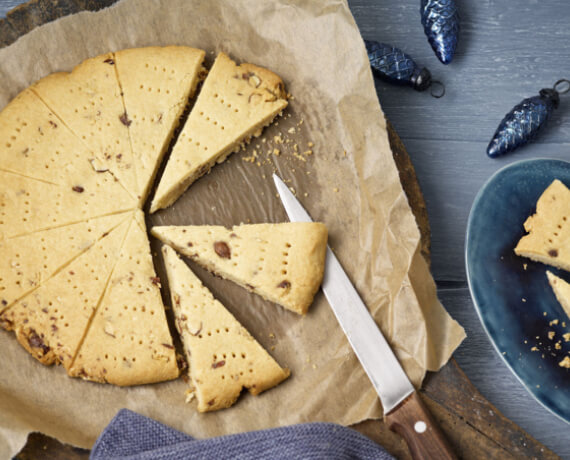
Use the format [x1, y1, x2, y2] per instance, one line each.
[385, 391, 457, 460]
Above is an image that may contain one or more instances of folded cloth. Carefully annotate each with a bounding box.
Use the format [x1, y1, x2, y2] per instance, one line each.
[90, 409, 395, 460]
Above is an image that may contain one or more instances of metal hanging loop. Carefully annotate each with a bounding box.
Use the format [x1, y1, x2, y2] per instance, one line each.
[553, 79, 570, 94]
[430, 80, 445, 98]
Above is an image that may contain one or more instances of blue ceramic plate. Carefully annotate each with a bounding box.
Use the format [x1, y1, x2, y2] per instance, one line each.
[466, 158, 570, 424]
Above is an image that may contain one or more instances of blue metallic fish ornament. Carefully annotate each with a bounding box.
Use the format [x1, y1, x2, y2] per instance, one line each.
[365, 40, 444, 97]
[487, 80, 570, 157]
[420, 0, 460, 64]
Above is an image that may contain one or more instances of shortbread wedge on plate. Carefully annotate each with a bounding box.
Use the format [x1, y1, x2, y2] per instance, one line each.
[515, 179, 570, 271]
[546, 271, 570, 321]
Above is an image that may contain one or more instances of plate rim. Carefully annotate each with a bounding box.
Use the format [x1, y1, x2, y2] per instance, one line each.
[465, 157, 570, 426]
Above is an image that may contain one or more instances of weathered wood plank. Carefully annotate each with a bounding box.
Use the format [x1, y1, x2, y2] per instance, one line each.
[0, 0, 115, 46]
[423, 361, 558, 460]
[14, 432, 89, 460]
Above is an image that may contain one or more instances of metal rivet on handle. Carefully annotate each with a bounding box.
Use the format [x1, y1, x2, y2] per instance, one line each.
[414, 421, 427, 433]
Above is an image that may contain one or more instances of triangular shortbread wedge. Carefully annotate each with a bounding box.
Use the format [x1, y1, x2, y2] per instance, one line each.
[150, 52, 288, 212]
[514, 179, 570, 270]
[0, 218, 131, 369]
[546, 271, 570, 321]
[115, 46, 206, 201]
[152, 223, 327, 315]
[0, 169, 135, 239]
[0, 212, 130, 313]
[0, 89, 96, 185]
[162, 244, 289, 411]
[31, 52, 138, 199]
[69, 210, 178, 385]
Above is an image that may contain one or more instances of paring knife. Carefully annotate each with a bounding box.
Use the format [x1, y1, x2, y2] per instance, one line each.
[273, 174, 456, 460]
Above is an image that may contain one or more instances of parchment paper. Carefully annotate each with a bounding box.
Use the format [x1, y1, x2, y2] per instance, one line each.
[0, 0, 466, 457]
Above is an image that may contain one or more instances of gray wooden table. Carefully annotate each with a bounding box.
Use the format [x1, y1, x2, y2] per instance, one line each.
[1, 0, 569, 458]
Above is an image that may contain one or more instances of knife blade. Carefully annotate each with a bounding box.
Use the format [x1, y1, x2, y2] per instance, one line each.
[273, 174, 456, 460]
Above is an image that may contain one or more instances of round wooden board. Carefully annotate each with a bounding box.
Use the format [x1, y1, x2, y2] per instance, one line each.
[1, 2, 559, 459]
[387, 122, 431, 265]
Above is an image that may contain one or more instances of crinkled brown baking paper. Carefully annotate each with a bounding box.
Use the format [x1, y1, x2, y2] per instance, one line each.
[0, 0, 465, 456]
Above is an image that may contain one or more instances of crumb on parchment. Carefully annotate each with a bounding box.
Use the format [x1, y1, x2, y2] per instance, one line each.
[293, 152, 307, 162]
[238, 104, 318, 185]
[560, 356, 570, 368]
[185, 388, 196, 403]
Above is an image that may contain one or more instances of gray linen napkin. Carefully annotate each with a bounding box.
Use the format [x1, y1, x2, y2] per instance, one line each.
[90, 409, 394, 459]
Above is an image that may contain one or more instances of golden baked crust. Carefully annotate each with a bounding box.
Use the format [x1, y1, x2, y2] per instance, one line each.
[152, 223, 328, 315]
[150, 52, 288, 212]
[0, 47, 209, 385]
[114, 46, 205, 202]
[0, 169, 135, 241]
[162, 244, 289, 412]
[0, 47, 294, 392]
[31, 53, 139, 200]
[0, 218, 131, 369]
[0, 89, 108, 185]
[0, 213, 130, 313]
[0, 85, 137, 240]
[69, 210, 178, 385]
